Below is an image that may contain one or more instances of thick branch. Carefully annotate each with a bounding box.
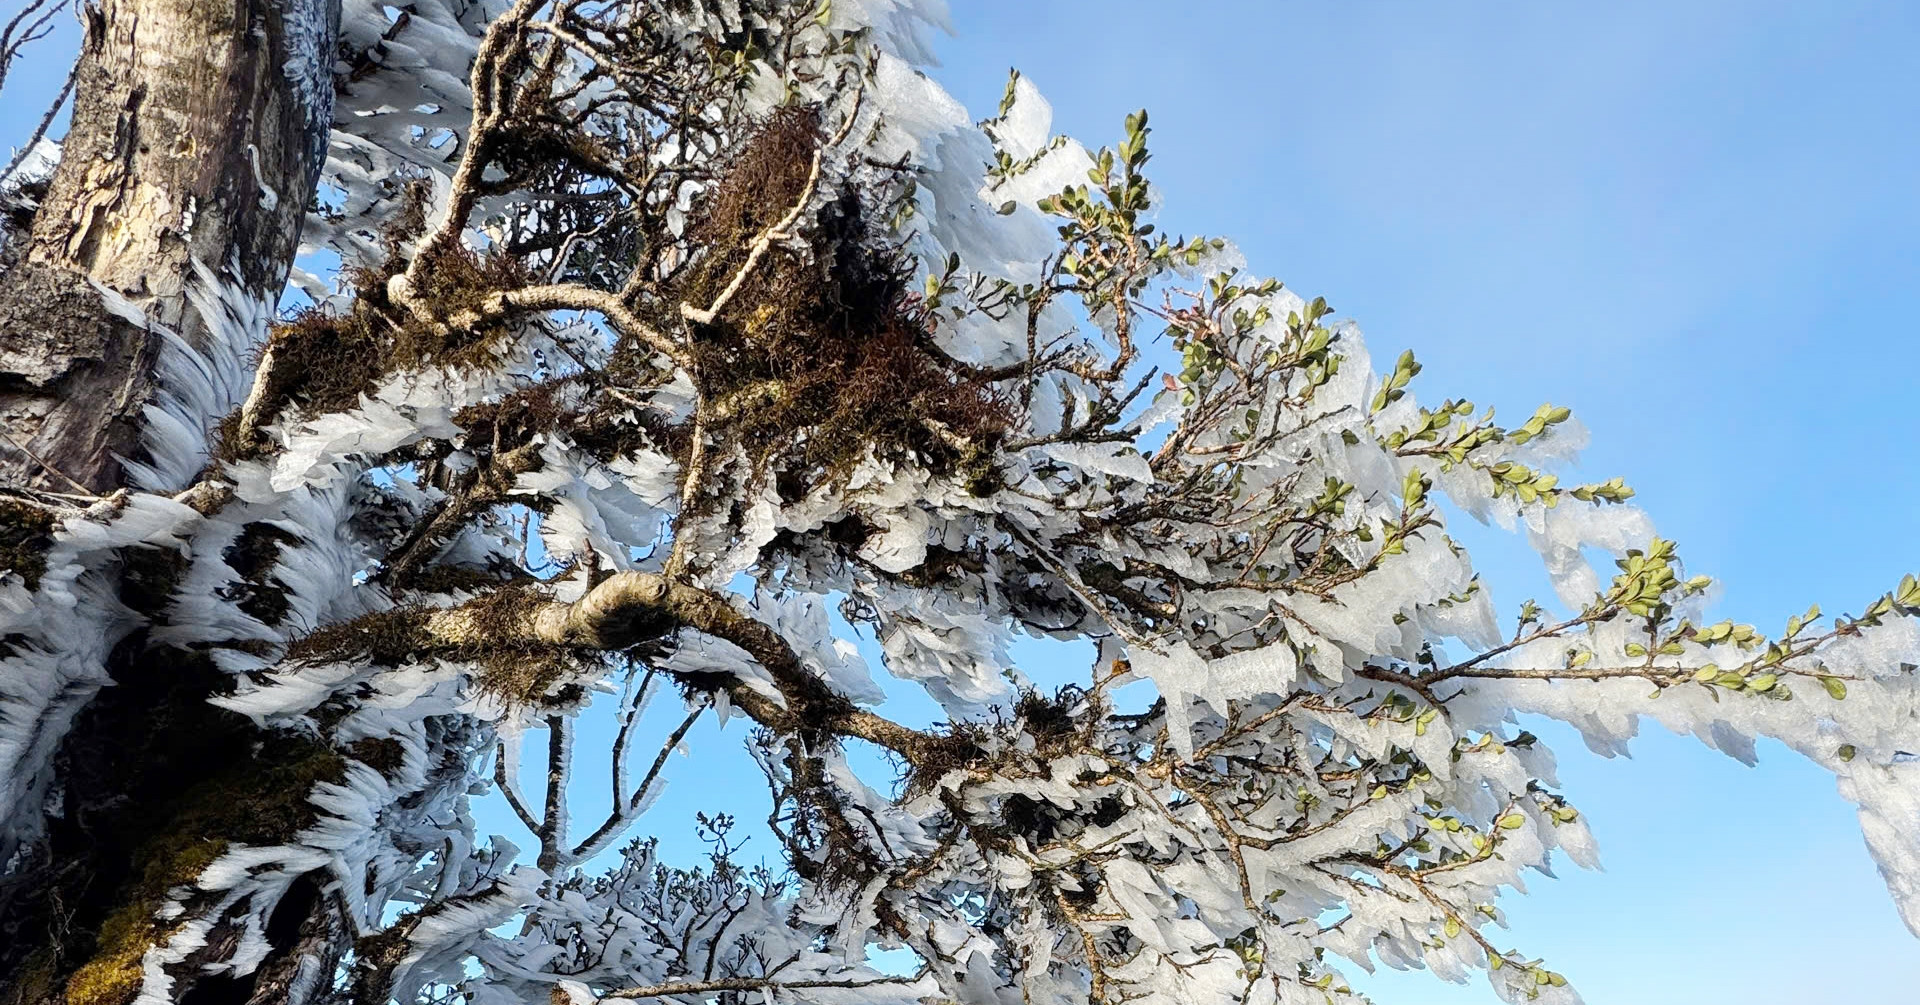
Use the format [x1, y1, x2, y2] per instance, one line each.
[422, 572, 946, 762]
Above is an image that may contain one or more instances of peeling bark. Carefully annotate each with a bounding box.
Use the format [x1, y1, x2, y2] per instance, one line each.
[0, 0, 339, 492]
[0, 0, 344, 998]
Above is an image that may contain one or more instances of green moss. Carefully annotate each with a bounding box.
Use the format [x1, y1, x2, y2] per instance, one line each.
[217, 522, 302, 626]
[63, 837, 230, 1005]
[60, 736, 345, 1005]
[287, 588, 586, 706]
[0, 499, 56, 592]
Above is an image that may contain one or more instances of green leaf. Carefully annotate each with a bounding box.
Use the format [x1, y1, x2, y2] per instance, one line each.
[1821, 676, 1848, 701]
[1496, 813, 1526, 830]
[1838, 744, 1857, 762]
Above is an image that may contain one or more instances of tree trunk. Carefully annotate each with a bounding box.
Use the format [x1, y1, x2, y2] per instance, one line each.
[1, 0, 337, 492]
[0, 0, 343, 999]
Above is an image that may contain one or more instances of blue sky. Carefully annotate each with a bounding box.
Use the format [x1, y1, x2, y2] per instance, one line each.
[5, 2, 1918, 1002]
[919, 2, 1920, 1002]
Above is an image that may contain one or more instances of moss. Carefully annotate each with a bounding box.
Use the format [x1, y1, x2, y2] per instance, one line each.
[60, 735, 346, 1005]
[459, 586, 584, 704]
[0, 499, 56, 592]
[681, 106, 824, 305]
[287, 587, 586, 706]
[216, 522, 301, 626]
[2, 948, 61, 1005]
[348, 737, 408, 778]
[899, 724, 989, 798]
[399, 563, 513, 596]
[673, 182, 1012, 490]
[114, 544, 190, 616]
[224, 238, 537, 458]
[62, 838, 230, 1005]
[284, 607, 436, 667]
[451, 382, 573, 458]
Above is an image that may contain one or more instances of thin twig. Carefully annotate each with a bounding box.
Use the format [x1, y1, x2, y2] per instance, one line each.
[0, 56, 75, 186]
[0, 426, 97, 496]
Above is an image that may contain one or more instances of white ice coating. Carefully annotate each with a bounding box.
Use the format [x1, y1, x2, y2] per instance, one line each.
[0, 1, 1912, 1004]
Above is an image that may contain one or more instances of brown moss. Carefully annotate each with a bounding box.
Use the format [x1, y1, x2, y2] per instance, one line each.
[0, 499, 56, 592]
[900, 723, 990, 798]
[899, 689, 1094, 799]
[284, 607, 436, 667]
[224, 238, 537, 458]
[675, 171, 1013, 488]
[2, 948, 61, 1005]
[458, 586, 583, 704]
[115, 543, 190, 616]
[682, 106, 824, 303]
[451, 382, 573, 458]
[399, 563, 514, 596]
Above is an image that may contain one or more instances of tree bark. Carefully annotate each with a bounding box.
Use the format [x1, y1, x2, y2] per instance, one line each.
[0, 0, 338, 492]
[0, 0, 344, 1000]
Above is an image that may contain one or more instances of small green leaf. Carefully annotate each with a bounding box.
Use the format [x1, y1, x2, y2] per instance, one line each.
[1496, 813, 1526, 830]
[1821, 676, 1848, 701]
[1838, 744, 1857, 762]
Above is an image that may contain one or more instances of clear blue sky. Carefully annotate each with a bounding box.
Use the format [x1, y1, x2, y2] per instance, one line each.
[5, 3, 1918, 1002]
[920, 3, 1920, 1003]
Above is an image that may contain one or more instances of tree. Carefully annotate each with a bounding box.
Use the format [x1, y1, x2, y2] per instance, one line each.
[0, 1, 1915, 1004]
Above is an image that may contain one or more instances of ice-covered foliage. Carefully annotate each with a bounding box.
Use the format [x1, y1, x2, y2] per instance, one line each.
[2, 1, 1916, 1003]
